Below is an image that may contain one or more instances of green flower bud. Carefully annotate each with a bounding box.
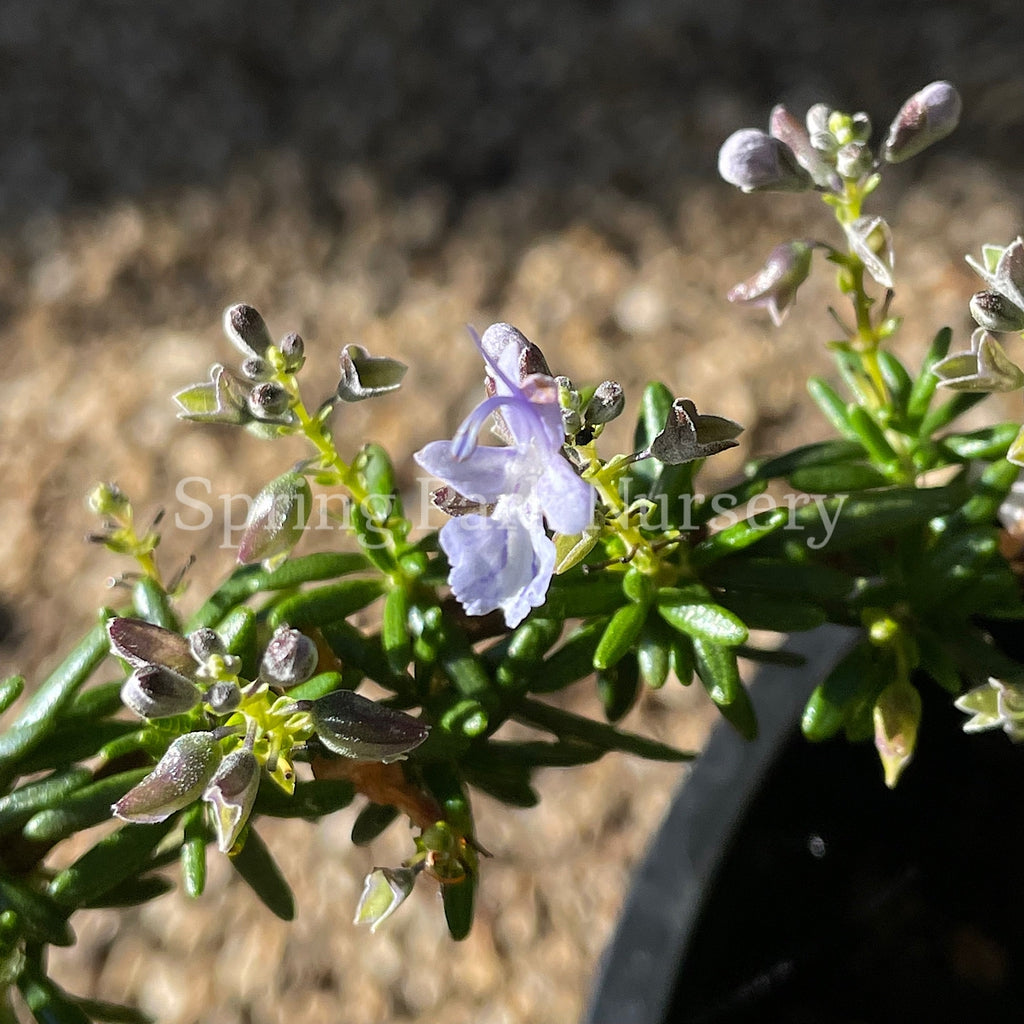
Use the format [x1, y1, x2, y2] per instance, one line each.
[88, 481, 131, 519]
[884, 81, 961, 163]
[112, 733, 221, 823]
[203, 749, 260, 852]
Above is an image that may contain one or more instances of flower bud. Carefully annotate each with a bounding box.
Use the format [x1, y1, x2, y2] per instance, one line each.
[727, 240, 813, 327]
[247, 381, 292, 420]
[88, 482, 131, 519]
[884, 81, 961, 163]
[189, 627, 225, 664]
[300, 689, 429, 762]
[203, 748, 260, 852]
[769, 105, 839, 190]
[279, 332, 305, 372]
[835, 141, 872, 181]
[583, 381, 625, 427]
[336, 345, 407, 402]
[970, 290, 1024, 333]
[112, 733, 221, 823]
[121, 664, 202, 719]
[873, 680, 921, 788]
[205, 680, 242, 714]
[107, 617, 197, 676]
[718, 129, 813, 193]
[260, 625, 319, 687]
[240, 356, 271, 382]
[805, 103, 832, 138]
[237, 471, 311, 567]
[353, 866, 416, 932]
[955, 677, 1024, 740]
[224, 303, 274, 358]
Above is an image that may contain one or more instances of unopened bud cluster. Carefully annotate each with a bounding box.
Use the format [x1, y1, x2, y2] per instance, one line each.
[108, 617, 428, 854]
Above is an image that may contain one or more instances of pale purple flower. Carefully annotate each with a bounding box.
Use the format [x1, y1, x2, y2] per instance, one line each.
[415, 324, 596, 627]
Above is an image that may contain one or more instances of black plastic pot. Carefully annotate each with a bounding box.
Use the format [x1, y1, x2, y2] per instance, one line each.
[583, 625, 1024, 1024]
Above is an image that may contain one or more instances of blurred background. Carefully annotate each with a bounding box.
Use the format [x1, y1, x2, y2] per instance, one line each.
[2, 2, 1024, 1021]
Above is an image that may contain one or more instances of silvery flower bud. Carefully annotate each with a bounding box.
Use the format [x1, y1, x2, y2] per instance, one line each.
[279, 332, 305, 372]
[247, 381, 292, 420]
[189, 627, 225, 664]
[806, 103, 832, 138]
[836, 141, 872, 181]
[884, 81, 961, 163]
[299, 689, 429, 763]
[260, 625, 319, 687]
[970, 291, 1024, 333]
[205, 680, 242, 714]
[112, 732, 221, 824]
[353, 866, 417, 932]
[769, 105, 839, 190]
[237, 471, 311, 567]
[203, 748, 260, 852]
[583, 381, 625, 426]
[108, 617, 196, 676]
[849, 112, 872, 143]
[121, 664, 202, 719]
[240, 356, 272, 382]
[718, 129, 813, 193]
[224, 303, 274, 358]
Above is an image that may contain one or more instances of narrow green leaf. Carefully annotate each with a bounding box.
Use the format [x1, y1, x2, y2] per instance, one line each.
[17, 961, 93, 1024]
[382, 586, 413, 674]
[132, 577, 178, 631]
[0, 675, 25, 716]
[636, 619, 671, 689]
[530, 620, 608, 694]
[23, 768, 150, 843]
[80, 874, 174, 909]
[0, 616, 112, 768]
[285, 671, 346, 702]
[788, 463, 891, 492]
[906, 326, 952, 424]
[253, 777, 355, 819]
[0, 767, 93, 834]
[65, 680, 125, 722]
[801, 642, 879, 741]
[496, 617, 562, 692]
[49, 818, 176, 909]
[918, 391, 989, 438]
[351, 802, 400, 846]
[877, 350, 913, 410]
[807, 377, 857, 438]
[597, 656, 641, 723]
[746, 439, 865, 482]
[719, 592, 826, 633]
[845, 406, 899, 466]
[689, 506, 791, 568]
[443, 874, 476, 941]
[229, 828, 295, 921]
[691, 639, 757, 739]
[940, 422, 1019, 461]
[593, 603, 648, 671]
[268, 577, 384, 630]
[180, 804, 208, 899]
[72, 997, 155, 1024]
[0, 877, 74, 946]
[657, 600, 748, 647]
[514, 698, 693, 761]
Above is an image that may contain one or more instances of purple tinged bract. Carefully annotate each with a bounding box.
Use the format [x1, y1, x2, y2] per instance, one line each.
[414, 324, 596, 627]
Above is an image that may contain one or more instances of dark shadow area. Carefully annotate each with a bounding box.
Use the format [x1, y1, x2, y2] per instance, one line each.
[3, 0, 1024, 226]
